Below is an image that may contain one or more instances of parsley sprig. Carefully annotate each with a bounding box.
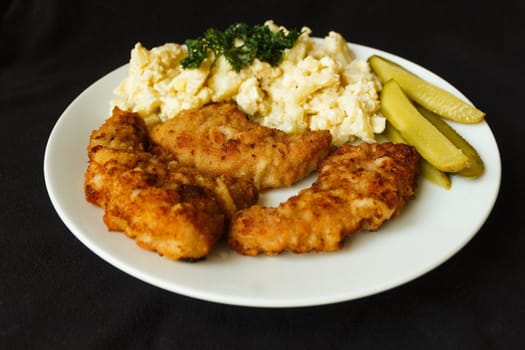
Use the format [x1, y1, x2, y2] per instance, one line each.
[181, 23, 302, 72]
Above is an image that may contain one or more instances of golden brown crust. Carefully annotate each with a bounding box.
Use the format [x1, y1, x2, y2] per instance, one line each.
[84, 108, 258, 260]
[149, 103, 332, 190]
[228, 142, 420, 256]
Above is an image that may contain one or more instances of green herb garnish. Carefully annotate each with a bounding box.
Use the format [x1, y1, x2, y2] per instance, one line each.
[180, 23, 302, 72]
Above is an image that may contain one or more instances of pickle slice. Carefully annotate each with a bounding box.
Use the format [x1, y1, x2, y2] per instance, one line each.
[417, 106, 484, 178]
[369, 55, 485, 124]
[380, 80, 470, 173]
[384, 122, 451, 189]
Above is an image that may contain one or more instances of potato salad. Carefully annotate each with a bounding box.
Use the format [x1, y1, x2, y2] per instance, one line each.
[112, 20, 385, 145]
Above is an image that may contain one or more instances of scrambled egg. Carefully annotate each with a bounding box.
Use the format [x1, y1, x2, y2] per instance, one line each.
[113, 21, 385, 144]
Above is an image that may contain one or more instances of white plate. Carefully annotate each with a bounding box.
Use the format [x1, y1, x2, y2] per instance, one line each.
[44, 43, 501, 307]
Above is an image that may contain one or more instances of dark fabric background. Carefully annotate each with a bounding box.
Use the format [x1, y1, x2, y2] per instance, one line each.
[1, 0, 521, 349]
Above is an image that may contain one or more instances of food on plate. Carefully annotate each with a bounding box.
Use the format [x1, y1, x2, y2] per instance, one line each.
[228, 142, 420, 256]
[150, 102, 332, 190]
[84, 107, 258, 260]
[384, 122, 451, 189]
[112, 21, 385, 145]
[380, 80, 470, 173]
[416, 106, 484, 178]
[83, 19, 488, 261]
[368, 55, 485, 124]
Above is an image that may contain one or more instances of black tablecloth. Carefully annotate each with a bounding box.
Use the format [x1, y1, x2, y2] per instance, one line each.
[2, 1, 520, 348]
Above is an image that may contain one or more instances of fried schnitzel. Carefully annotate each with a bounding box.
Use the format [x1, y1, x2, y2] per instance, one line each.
[85, 108, 258, 260]
[228, 142, 420, 256]
[149, 103, 333, 190]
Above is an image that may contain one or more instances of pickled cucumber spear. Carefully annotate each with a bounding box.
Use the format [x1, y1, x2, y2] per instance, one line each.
[417, 106, 484, 178]
[380, 80, 471, 173]
[369, 55, 485, 123]
[384, 122, 451, 189]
